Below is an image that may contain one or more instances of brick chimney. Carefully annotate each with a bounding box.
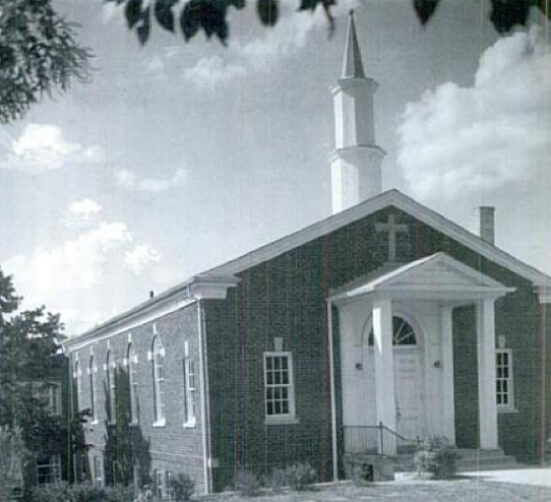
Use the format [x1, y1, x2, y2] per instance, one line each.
[479, 206, 495, 245]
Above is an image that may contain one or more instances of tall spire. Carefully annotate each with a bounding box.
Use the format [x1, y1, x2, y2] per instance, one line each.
[330, 11, 385, 214]
[341, 10, 365, 79]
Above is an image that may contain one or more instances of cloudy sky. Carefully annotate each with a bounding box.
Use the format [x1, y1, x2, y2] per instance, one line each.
[0, 0, 550, 334]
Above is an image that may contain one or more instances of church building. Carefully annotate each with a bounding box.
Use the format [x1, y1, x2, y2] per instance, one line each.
[64, 13, 551, 495]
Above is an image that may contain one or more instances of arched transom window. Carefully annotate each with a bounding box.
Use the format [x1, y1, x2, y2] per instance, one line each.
[368, 316, 417, 346]
[151, 337, 165, 424]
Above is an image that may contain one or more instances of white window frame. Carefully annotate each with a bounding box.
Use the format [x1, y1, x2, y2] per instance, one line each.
[128, 343, 139, 425]
[32, 381, 62, 416]
[263, 351, 298, 425]
[183, 356, 197, 428]
[152, 337, 166, 426]
[89, 356, 98, 423]
[106, 351, 117, 425]
[93, 456, 103, 487]
[74, 361, 82, 408]
[154, 469, 164, 499]
[496, 348, 516, 412]
[36, 454, 62, 485]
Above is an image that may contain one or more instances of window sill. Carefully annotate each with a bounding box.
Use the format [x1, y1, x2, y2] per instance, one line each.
[264, 416, 300, 426]
[152, 418, 166, 427]
[128, 420, 140, 427]
[498, 406, 518, 414]
[90, 420, 98, 426]
[183, 419, 197, 429]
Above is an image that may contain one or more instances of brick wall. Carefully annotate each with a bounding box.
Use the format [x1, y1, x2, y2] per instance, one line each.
[71, 304, 206, 493]
[203, 206, 547, 490]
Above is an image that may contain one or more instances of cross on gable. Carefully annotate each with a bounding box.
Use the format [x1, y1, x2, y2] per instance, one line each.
[375, 214, 408, 262]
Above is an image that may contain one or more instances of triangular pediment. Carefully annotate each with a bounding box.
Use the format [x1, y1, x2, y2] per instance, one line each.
[329, 252, 515, 303]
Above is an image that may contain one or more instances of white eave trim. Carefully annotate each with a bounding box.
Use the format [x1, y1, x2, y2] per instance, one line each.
[63, 275, 239, 352]
[205, 190, 551, 290]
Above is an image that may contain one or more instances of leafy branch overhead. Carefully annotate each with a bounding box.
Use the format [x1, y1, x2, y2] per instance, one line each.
[110, 0, 551, 45]
[0, 0, 92, 124]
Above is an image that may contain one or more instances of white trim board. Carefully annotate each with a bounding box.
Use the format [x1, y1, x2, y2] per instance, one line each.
[206, 189, 551, 291]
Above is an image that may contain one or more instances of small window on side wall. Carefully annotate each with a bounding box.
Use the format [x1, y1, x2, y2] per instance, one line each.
[263, 352, 297, 424]
[496, 348, 515, 411]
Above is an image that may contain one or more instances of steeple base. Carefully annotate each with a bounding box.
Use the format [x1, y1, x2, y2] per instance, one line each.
[330, 145, 385, 214]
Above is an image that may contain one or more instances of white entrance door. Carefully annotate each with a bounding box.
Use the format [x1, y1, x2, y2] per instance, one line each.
[393, 349, 422, 439]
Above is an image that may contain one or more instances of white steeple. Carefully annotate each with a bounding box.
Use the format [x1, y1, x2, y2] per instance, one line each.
[330, 11, 385, 214]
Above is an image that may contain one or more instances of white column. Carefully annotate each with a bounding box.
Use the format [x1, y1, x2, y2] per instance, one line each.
[441, 305, 456, 445]
[476, 298, 498, 449]
[372, 297, 396, 454]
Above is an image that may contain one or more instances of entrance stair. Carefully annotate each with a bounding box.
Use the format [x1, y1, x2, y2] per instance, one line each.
[394, 448, 523, 472]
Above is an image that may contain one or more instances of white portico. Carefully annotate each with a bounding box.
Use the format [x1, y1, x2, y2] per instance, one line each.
[329, 252, 515, 455]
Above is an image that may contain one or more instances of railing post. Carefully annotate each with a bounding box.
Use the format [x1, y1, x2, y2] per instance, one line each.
[379, 421, 384, 455]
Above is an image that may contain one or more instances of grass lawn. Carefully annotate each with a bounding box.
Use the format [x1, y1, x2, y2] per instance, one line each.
[202, 478, 551, 501]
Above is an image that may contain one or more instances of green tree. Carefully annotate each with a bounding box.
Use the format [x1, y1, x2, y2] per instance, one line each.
[0, 266, 88, 487]
[0, 0, 92, 124]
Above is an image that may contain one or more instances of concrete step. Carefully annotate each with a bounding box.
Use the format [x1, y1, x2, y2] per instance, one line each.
[394, 448, 522, 473]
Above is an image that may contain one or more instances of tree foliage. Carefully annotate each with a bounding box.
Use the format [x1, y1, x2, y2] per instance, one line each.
[0, 267, 88, 486]
[0, 0, 92, 124]
[109, 0, 551, 45]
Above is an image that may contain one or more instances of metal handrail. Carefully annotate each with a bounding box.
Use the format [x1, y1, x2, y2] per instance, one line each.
[343, 422, 421, 456]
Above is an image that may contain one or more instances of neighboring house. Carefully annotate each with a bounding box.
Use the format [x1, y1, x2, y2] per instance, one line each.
[63, 13, 551, 495]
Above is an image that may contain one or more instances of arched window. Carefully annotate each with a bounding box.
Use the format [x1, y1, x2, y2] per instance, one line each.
[152, 337, 165, 425]
[74, 361, 82, 405]
[89, 355, 97, 421]
[106, 351, 116, 424]
[127, 343, 139, 424]
[368, 316, 417, 346]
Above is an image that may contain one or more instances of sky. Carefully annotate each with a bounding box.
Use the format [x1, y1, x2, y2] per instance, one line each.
[0, 0, 550, 335]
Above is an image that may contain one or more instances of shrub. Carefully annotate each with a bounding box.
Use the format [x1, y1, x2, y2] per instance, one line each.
[284, 462, 317, 491]
[30, 482, 105, 502]
[169, 473, 195, 501]
[105, 484, 135, 502]
[234, 467, 262, 497]
[414, 436, 460, 479]
[266, 468, 287, 493]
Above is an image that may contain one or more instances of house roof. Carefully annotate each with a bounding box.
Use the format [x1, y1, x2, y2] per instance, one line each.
[205, 189, 551, 289]
[65, 189, 551, 348]
[328, 252, 516, 304]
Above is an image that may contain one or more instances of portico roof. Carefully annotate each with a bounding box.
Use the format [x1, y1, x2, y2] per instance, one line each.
[328, 252, 516, 304]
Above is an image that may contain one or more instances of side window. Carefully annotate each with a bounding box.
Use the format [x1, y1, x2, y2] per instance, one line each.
[89, 356, 97, 422]
[496, 348, 515, 411]
[263, 352, 296, 422]
[152, 337, 165, 425]
[183, 343, 196, 427]
[128, 343, 139, 424]
[106, 351, 117, 424]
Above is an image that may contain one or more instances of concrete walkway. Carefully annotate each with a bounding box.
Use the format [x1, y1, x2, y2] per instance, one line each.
[463, 467, 551, 487]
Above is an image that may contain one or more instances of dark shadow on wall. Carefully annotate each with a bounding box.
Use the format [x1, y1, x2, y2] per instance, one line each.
[103, 366, 151, 488]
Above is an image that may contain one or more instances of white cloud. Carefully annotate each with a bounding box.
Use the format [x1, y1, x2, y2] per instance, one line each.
[2, 202, 161, 334]
[125, 244, 161, 274]
[397, 27, 551, 201]
[1, 124, 104, 173]
[182, 1, 357, 89]
[115, 168, 188, 192]
[69, 198, 103, 218]
[184, 56, 247, 89]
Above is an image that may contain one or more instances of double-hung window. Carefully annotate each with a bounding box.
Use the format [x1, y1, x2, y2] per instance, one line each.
[106, 351, 117, 424]
[496, 348, 515, 411]
[152, 337, 165, 425]
[128, 343, 139, 424]
[263, 352, 296, 423]
[36, 454, 61, 485]
[89, 356, 97, 422]
[183, 356, 196, 427]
